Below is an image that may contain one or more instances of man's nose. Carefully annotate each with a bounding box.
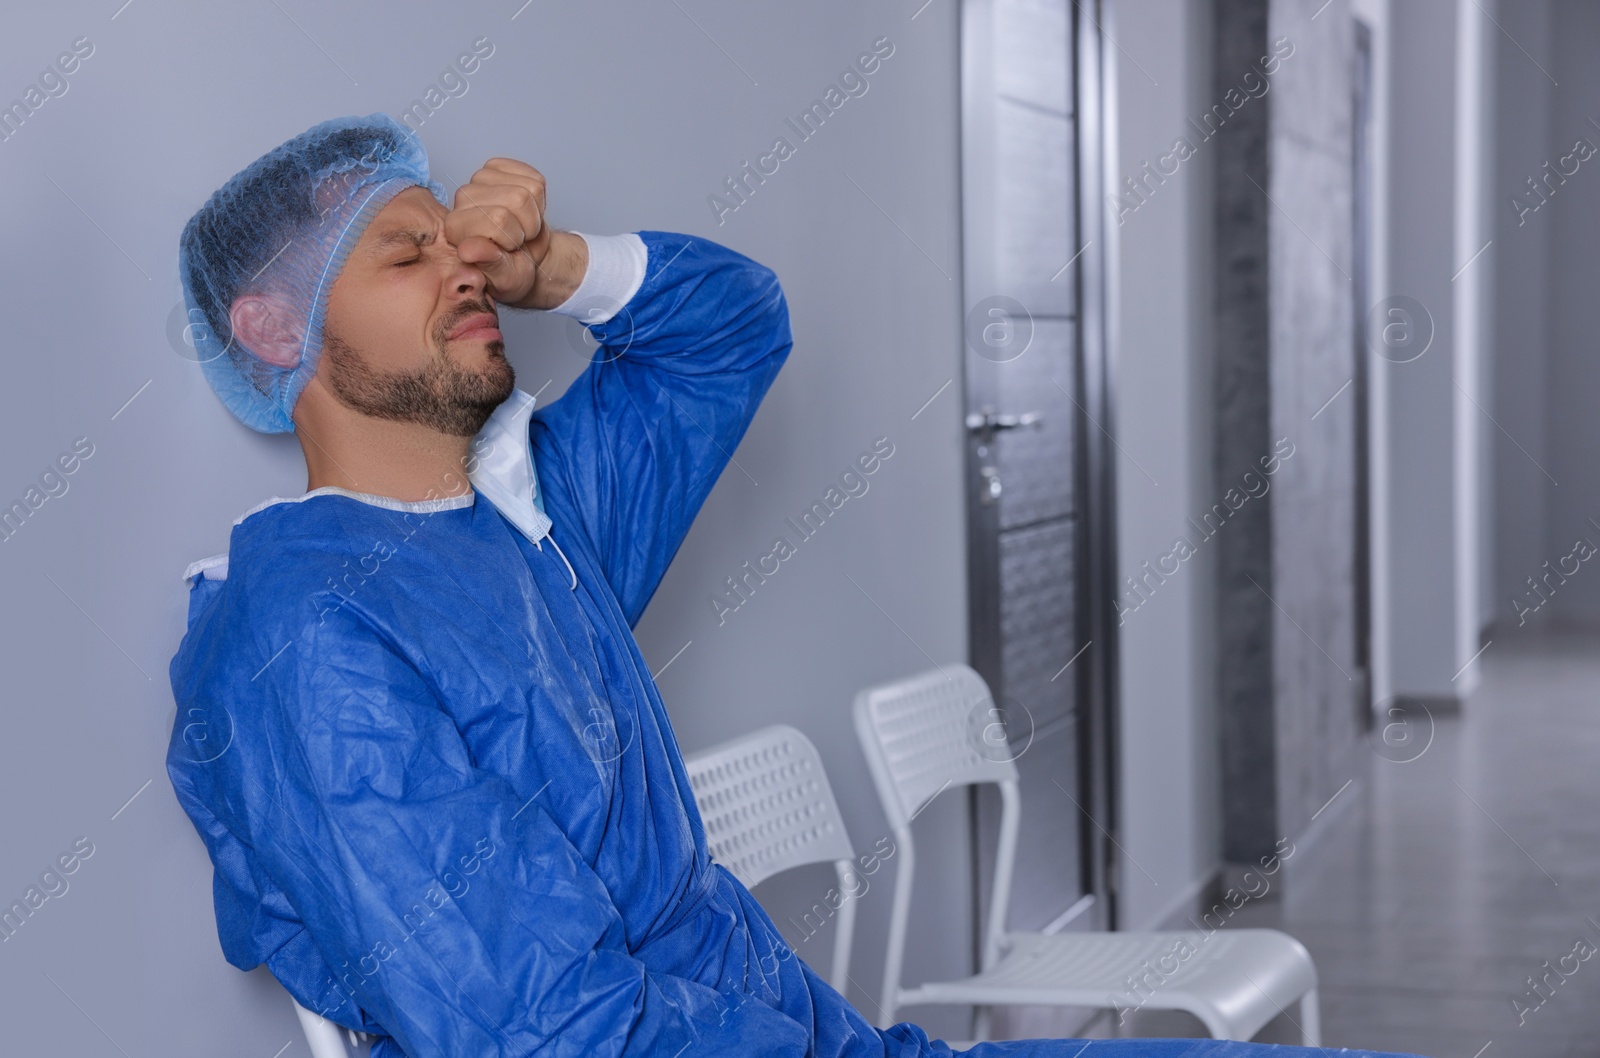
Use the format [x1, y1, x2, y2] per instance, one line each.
[446, 249, 491, 296]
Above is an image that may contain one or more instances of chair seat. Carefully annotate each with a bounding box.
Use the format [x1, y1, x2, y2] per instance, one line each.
[901, 928, 1317, 1041]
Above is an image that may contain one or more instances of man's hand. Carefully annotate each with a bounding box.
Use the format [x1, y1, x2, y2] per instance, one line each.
[444, 158, 588, 311]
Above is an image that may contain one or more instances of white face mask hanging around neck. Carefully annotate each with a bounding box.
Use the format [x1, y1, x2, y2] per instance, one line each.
[467, 387, 577, 590]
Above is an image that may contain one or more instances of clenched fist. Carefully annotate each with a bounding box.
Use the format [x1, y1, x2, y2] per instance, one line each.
[443, 158, 587, 311]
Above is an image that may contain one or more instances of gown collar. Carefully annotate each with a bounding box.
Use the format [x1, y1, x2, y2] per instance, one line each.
[184, 388, 555, 586]
[465, 385, 553, 547]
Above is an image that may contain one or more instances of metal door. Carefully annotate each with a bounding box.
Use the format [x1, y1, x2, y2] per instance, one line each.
[958, 0, 1118, 1032]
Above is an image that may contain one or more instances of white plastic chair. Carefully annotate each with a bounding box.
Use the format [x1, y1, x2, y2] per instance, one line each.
[288, 992, 369, 1058]
[684, 723, 861, 992]
[851, 664, 1321, 1045]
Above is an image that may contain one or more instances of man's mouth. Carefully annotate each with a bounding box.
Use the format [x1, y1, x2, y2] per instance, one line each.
[449, 312, 502, 342]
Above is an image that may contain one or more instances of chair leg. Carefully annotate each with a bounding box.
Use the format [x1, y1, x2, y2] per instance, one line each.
[1299, 988, 1321, 1047]
[972, 1004, 992, 1042]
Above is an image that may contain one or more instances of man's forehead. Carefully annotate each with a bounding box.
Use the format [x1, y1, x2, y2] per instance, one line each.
[360, 190, 448, 252]
[379, 185, 446, 219]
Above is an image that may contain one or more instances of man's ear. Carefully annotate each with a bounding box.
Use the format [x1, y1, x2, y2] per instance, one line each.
[228, 294, 304, 369]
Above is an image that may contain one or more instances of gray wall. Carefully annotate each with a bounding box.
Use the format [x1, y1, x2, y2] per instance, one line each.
[1212, 0, 1280, 862]
[1488, 0, 1600, 632]
[1491, 0, 1554, 625]
[1263, 0, 1364, 856]
[1540, 0, 1600, 624]
[1108, 0, 1224, 930]
[1384, 0, 1475, 696]
[1209, 0, 1363, 857]
[0, 0, 979, 1048]
[1210, 0, 1364, 866]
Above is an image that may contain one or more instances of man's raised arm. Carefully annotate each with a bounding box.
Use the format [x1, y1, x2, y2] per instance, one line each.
[531, 230, 793, 626]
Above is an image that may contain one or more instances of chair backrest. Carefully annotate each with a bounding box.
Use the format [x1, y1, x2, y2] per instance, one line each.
[851, 664, 1023, 1026]
[684, 723, 861, 991]
[685, 723, 857, 886]
[851, 664, 1020, 826]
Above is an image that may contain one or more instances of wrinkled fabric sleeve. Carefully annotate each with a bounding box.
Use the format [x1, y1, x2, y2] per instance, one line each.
[532, 230, 792, 627]
[242, 602, 811, 1058]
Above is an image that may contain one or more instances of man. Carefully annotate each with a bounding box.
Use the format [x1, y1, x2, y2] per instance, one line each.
[166, 115, 1423, 1058]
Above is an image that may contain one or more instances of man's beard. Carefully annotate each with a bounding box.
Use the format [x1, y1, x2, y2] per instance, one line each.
[321, 310, 514, 437]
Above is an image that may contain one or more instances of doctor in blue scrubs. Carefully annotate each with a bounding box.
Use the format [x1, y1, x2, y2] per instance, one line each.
[166, 115, 1425, 1058]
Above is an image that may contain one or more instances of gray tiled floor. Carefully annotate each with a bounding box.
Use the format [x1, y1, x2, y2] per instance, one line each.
[1126, 627, 1600, 1057]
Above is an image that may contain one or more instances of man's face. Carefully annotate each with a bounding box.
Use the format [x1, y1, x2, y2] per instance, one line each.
[317, 185, 515, 437]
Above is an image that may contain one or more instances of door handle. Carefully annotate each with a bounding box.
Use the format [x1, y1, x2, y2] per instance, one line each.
[965, 409, 1044, 434]
[969, 408, 1043, 505]
[966, 408, 1044, 451]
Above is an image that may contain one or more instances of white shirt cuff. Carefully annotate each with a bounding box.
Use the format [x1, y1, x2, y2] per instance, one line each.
[547, 232, 648, 326]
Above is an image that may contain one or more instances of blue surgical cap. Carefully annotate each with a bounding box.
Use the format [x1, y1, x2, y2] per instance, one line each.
[178, 113, 449, 434]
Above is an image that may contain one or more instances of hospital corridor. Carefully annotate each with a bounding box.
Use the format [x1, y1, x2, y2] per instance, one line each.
[0, 1, 1595, 1056]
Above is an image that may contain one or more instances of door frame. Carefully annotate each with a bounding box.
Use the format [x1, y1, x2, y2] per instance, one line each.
[1075, 0, 1122, 932]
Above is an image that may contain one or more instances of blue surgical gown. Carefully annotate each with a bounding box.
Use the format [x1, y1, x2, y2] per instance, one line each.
[166, 230, 1425, 1058]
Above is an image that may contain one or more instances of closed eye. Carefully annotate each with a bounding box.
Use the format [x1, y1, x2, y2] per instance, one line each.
[394, 257, 422, 268]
